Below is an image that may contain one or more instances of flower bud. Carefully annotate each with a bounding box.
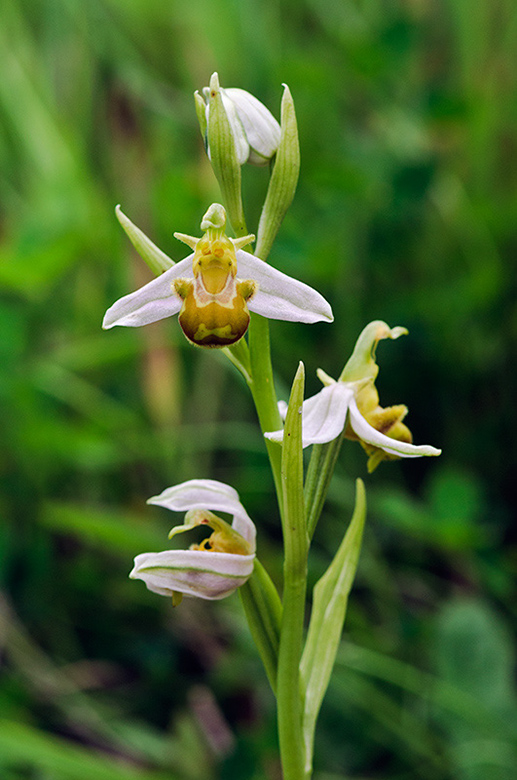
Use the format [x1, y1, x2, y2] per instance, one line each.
[196, 73, 281, 167]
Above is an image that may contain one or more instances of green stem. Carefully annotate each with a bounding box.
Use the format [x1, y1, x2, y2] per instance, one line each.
[304, 436, 343, 540]
[277, 363, 308, 780]
[248, 314, 283, 509]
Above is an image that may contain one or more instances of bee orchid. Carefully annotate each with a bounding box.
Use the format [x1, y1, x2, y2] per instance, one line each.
[103, 203, 333, 347]
[266, 321, 441, 472]
[130, 479, 256, 603]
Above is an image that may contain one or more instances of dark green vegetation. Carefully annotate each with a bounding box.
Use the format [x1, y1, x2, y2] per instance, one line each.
[1, 1, 516, 777]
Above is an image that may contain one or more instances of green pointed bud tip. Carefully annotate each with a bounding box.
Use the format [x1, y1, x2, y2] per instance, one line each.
[209, 72, 220, 94]
[201, 203, 227, 231]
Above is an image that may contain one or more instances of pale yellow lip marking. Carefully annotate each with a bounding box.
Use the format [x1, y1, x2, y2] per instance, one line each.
[172, 206, 257, 347]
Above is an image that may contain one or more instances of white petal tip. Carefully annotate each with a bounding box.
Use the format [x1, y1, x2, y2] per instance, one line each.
[263, 431, 283, 443]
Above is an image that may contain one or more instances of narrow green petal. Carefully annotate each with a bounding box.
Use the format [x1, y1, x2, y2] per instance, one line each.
[116, 206, 175, 274]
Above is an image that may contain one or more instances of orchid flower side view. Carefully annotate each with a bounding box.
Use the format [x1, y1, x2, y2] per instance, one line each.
[130, 479, 256, 605]
[265, 320, 441, 472]
[103, 72, 442, 780]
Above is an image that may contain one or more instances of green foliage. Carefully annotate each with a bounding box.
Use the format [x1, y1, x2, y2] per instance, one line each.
[1, 0, 516, 777]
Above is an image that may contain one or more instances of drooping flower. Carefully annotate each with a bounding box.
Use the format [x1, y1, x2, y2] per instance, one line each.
[265, 321, 441, 472]
[130, 479, 256, 603]
[102, 203, 333, 347]
[195, 72, 281, 166]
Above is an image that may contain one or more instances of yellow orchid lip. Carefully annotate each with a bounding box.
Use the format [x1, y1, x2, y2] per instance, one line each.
[172, 211, 257, 347]
[174, 235, 257, 347]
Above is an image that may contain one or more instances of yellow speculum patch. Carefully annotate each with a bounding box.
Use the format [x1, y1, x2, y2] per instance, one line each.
[173, 233, 256, 348]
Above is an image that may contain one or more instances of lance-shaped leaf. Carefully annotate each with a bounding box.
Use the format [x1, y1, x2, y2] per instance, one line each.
[255, 84, 300, 260]
[300, 478, 367, 776]
[239, 559, 283, 693]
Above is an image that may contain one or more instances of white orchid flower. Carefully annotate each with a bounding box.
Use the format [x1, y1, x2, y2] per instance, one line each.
[197, 73, 281, 166]
[103, 203, 333, 348]
[265, 321, 441, 472]
[130, 479, 256, 603]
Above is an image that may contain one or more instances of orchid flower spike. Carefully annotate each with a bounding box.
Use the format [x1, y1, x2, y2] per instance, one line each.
[130, 479, 256, 604]
[102, 203, 333, 348]
[265, 321, 442, 472]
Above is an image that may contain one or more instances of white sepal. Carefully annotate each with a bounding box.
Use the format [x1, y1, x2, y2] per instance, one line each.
[102, 259, 190, 329]
[348, 397, 441, 459]
[147, 478, 256, 550]
[265, 383, 353, 447]
[223, 87, 281, 165]
[130, 548, 255, 601]
[236, 251, 334, 324]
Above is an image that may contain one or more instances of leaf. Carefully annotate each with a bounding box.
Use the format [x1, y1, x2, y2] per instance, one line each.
[239, 558, 283, 692]
[300, 478, 366, 774]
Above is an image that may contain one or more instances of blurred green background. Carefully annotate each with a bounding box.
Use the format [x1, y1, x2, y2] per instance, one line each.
[1, 0, 516, 778]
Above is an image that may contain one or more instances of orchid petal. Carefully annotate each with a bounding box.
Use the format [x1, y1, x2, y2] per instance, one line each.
[224, 87, 281, 162]
[102, 257, 192, 329]
[236, 251, 333, 324]
[277, 400, 288, 419]
[265, 383, 353, 448]
[348, 397, 442, 459]
[218, 88, 250, 164]
[148, 479, 255, 550]
[299, 384, 353, 447]
[130, 549, 255, 600]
